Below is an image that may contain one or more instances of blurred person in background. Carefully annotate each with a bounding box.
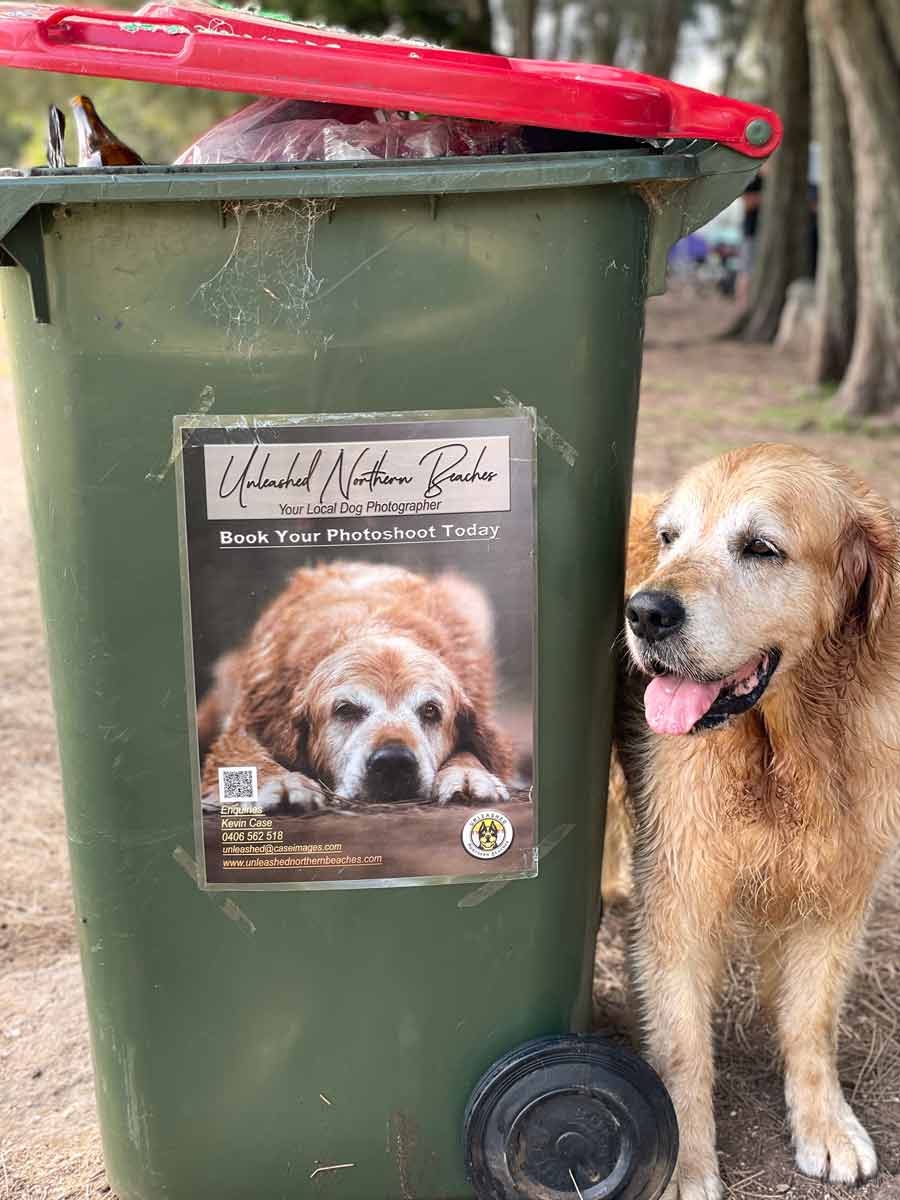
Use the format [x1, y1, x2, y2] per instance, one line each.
[736, 171, 763, 306]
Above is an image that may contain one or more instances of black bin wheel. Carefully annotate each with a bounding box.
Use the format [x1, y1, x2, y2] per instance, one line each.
[464, 1035, 678, 1200]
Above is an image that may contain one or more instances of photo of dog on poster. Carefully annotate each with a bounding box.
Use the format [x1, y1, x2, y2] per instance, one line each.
[196, 560, 518, 814]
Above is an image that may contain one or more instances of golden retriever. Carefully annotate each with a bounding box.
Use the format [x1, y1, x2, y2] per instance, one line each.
[610, 444, 900, 1199]
[198, 562, 512, 811]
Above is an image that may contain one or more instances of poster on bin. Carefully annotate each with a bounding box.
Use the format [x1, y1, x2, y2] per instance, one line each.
[176, 410, 537, 891]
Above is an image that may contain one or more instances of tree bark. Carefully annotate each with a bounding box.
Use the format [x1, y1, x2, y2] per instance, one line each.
[585, 0, 628, 65]
[875, 0, 900, 63]
[511, 0, 537, 56]
[458, 0, 495, 53]
[726, 0, 811, 343]
[807, 8, 856, 383]
[638, 0, 683, 78]
[547, 0, 567, 59]
[810, 0, 900, 415]
[718, 0, 754, 94]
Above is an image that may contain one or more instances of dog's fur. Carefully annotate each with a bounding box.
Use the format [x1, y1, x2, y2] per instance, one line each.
[610, 445, 900, 1199]
[198, 562, 512, 811]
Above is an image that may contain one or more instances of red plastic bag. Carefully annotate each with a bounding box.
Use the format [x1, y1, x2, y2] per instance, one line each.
[175, 97, 525, 165]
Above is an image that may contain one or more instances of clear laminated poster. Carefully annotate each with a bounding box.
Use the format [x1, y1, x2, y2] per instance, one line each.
[175, 409, 537, 890]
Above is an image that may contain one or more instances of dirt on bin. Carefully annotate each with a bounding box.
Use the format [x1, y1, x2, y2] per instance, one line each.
[2, 295, 900, 1199]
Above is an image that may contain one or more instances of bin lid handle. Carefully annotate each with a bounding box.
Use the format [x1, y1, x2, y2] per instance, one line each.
[39, 6, 191, 50]
[0, 1, 781, 158]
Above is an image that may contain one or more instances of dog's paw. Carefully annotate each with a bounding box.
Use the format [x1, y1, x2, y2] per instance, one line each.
[433, 764, 509, 807]
[793, 1102, 877, 1184]
[661, 1170, 723, 1200]
[258, 772, 327, 815]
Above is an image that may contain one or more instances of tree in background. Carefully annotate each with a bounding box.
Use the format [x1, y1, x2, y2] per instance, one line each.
[639, 0, 685, 77]
[808, 0, 900, 416]
[726, 0, 811, 342]
[577, 1, 628, 63]
[716, 0, 756, 93]
[545, 0, 691, 73]
[286, 0, 494, 51]
[509, 0, 537, 57]
[807, 10, 855, 386]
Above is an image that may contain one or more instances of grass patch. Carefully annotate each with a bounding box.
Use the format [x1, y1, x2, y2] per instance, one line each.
[747, 401, 823, 433]
[747, 385, 884, 436]
[639, 374, 697, 397]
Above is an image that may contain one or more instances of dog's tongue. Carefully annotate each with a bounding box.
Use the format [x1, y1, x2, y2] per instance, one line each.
[644, 674, 722, 735]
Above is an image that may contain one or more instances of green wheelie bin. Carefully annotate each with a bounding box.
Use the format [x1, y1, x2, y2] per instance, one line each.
[0, 6, 780, 1197]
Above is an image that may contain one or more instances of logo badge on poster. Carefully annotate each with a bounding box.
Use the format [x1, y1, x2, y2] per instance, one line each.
[462, 810, 514, 860]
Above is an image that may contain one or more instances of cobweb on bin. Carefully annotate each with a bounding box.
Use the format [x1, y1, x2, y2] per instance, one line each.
[192, 198, 331, 355]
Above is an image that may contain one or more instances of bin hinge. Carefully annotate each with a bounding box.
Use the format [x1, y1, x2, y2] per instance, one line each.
[0, 207, 50, 324]
[637, 144, 761, 298]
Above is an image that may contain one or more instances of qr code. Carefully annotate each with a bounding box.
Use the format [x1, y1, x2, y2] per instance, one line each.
[218, 766, 258, 803]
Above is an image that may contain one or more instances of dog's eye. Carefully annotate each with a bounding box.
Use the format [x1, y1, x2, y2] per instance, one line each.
[333, 700, 367, 721]
[418, 702, 442, 725]
[743, 538, 781, 559]
[659, 529, 676, 547]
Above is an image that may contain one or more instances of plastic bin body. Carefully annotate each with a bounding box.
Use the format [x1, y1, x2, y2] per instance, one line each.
[1, 150, 758, 1200]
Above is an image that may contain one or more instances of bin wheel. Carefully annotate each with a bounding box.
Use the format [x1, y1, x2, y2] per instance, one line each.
[464, 1035, 678, 1200]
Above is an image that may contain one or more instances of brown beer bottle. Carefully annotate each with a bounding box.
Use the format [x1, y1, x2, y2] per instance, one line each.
[70, 95, 145, 167]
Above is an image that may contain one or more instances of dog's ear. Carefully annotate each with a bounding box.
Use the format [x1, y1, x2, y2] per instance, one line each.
[455, 704, 510, 777]
[196, 648, 244, 758]
[264, 711, 310, 772]
[838, 494, 898, 643]
[244, 680, 310, 771]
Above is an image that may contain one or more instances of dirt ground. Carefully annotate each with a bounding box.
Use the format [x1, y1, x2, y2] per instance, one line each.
[1, 293, 899, 1199]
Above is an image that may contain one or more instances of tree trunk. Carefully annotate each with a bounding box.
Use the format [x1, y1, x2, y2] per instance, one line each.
[586, 0, 627, 65]
[807, 8, 856, 383]
[810, 0, 900, 415]
[511, 0, 537, 56]
[718, 0, 755, 94]
[459, 0, 495, 53]
[547, 0, 567, 59]
[638, 0, 683, 78]
[875, 0, 900, 63]
[726, 0, 811, 343]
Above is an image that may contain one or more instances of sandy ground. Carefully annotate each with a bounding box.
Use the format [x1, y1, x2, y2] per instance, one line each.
[1, 292, 899, 1199]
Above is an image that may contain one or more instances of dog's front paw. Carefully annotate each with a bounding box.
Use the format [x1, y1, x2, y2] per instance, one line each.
[258, 772, 327, 815]
[433, 763, 509, 807]
[662, 1169, 723, 1200]
[792, 1101, 877, 1184]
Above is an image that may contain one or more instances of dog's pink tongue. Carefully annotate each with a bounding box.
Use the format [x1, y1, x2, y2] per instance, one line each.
[644, 674, 722, 735]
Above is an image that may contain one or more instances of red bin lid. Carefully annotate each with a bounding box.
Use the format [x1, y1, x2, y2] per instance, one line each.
[0, 0, 781, 157]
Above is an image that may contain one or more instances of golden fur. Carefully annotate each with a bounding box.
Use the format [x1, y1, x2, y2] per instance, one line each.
[607, 445, 900, 1199]
[198, 562, 512, 811]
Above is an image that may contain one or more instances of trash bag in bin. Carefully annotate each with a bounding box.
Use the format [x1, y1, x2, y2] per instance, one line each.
[175, 96, 526, 164]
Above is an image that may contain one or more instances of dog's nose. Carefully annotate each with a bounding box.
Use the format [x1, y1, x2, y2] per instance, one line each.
[365, 741, 420, 801]
[626, 591, 686, 643]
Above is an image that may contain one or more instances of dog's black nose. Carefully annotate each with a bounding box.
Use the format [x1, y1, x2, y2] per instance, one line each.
[365, 741, 420, 801]
[626, 591, 685, 643]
